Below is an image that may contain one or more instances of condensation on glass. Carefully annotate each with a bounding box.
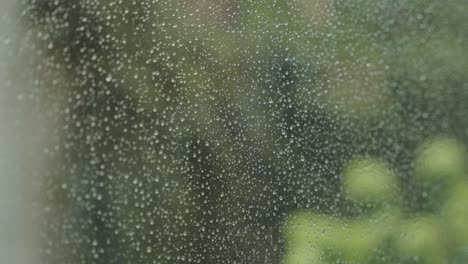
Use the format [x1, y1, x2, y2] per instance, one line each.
[1, 0, 467, 263]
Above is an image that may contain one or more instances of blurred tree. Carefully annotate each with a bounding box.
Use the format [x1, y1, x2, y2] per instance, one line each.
[21, 0, 468, 263]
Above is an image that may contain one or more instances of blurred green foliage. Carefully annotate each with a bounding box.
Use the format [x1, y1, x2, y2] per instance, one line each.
[21, 0, 468, 263]
[284, 137, 468, 264]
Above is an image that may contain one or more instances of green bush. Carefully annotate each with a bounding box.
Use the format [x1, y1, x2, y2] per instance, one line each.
[284, 136, 468, 264]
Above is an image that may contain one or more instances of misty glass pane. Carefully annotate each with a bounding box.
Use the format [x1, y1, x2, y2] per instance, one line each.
[1, 0, 468, 263]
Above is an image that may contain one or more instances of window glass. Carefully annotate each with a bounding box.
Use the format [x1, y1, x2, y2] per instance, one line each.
[1, 0, 468, 263]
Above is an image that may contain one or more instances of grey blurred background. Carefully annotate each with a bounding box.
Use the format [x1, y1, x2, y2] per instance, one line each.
[0, 0, 41, 263]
